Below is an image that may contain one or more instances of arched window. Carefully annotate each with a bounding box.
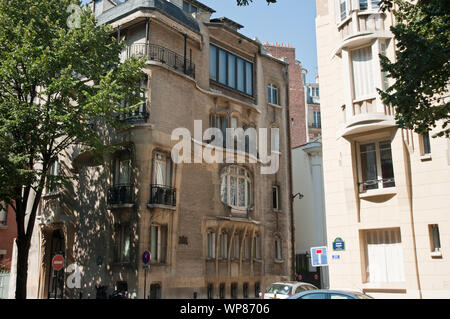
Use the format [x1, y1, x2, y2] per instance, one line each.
[220, 166, 252, 209]
[206, 231, 216, 259]
[219, 231, 228, 260]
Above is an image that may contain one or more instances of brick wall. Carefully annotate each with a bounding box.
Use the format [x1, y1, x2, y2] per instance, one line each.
[264, 44, 307, 148]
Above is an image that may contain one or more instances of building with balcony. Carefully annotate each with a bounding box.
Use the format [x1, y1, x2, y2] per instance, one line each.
[316, 0, 450, 298]
[8, 0, 294, 299]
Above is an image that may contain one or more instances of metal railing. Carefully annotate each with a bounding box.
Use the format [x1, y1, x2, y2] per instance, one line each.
[107, 184, 134, 205]
[124, 43, 195, 78]
[358, 178, 395, 193]
[117, 106, 149, 124]
[149, 184, 176, 207]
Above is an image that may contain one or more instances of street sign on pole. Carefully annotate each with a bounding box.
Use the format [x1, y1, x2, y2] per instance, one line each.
[52, 254, 64, 271]
[310, 246, 328, 267]
[142, 250, 151, 265]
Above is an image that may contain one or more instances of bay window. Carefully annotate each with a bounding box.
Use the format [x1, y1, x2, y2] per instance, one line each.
[359, 0, 381, 11]
[358, 140, 395, 193]
[220, 166, 252, 209]
[351, 46, 375, 100]
[210, 44, 254, 96]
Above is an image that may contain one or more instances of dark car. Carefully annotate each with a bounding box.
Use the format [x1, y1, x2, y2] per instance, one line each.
[288, 289, 373, 300]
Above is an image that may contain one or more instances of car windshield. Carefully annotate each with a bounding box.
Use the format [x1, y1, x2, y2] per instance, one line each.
[265, 284, 292, 295]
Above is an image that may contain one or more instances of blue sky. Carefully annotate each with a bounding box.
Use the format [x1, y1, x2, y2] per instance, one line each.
[201, 0, 318, 83]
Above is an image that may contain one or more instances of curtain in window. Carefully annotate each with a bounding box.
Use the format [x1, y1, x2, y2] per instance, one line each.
[360, 143, 378, 189]
[351, 46, 374, 100]
[366, 229, 405, 283]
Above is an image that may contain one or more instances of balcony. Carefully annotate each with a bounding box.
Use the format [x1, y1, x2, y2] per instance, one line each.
[358, 178, 396, 197]
[117, 108, 149, 124]
[340, 97, 396, 136]
[107, 184, 134, 207]
[148, 184, 176, 209]
[122, 43, 195, 79]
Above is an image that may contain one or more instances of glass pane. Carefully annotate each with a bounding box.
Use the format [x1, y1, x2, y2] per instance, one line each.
[123, 225, 130, 262]
[219, 49, 227, 85]
[300, 293, 327, 299]
[360, 0, 368, 10]
[228, 54, 236, 88]
[273, 187, 278, 209]
[119, 160, 130, 184]
[210, 46, 217, 81]
[273, 86, 278, 105]
[268, 85, 272, 104]
[246, 62, 253, 96]
[230, 177, 237, 206]
[422, 133, 431, 154]
[380, 142, 395, 188]
[220, 175, 228, 204]
[238, 178, 246, 207]
[151, 226, 158, 261]
[360, 143, 378, 190]
[237, 58, 245, 92]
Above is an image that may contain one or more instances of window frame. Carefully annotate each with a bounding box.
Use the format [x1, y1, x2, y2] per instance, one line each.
[209, 44, 254, 97]
[272, 185, 280, 211]
[421, 132, 432, 156]
[267, 83, 279, 105]
[219, 231, 228, 260]
[253, 233, 262, 261]
[275, 237, 282, 261]
[150, 224, 167, 264]
[356, 140, 395, 193]
[114, 223, 131, 264]
[359, 0, 381, 12]
[429, 224, 441, 253]
[350, 45, 376, 102]
[220, 166, 252, 210]
[206, 231, 216, 259]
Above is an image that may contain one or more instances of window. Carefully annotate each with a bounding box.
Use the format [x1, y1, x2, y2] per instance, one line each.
[219, 232, 228, 260]
[183, 1, 198, 14]
[211, 114, 228, 147]
[114, 223, 131, 263]
[206, 231, 216, 259]
[220, 166, 252, 209]
[275, 238, 282, 260]
[219, 283, 226, 299]
[359, 0, 381, 11]
[231, 283, 238, 299]
[300, 293, 327, 299]
[272, 185, 280, 211]
[149, 283, 161, 299]
[47, 159, 60, 193]
[152, 152, 172, 187]
[340, 0, 348, 20]
[364, 228, 405, 283]
[358, 141, 395, 193]
[253, 234, 261, 260]
[272, 128, 280, 153]
[243, 235, 251, 260]
[113, 151, 131, 186]
[243, 283, 249, 299]
[210, 44, 254, 96]
[311, 87, 319, 97]
[313, 111, 321, 128]
[207, 284, 214, 299]
[0, 208, 6, 226]
[421, 132, 431, 155]
[119, 77, 148, 121]
[351, 46, 375, 100]
[268, 83, 279, 105]
[429, 224, 441, 253]
[150, 224, 168, 263]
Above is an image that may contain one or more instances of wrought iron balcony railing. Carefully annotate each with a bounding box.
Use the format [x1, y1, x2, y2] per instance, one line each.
[358, 178, 395, 193]
[149, 184, 176, 207]
[107, 184, 134, 206]
[117, 107, 149, 124]
[123, 43, 195, 78]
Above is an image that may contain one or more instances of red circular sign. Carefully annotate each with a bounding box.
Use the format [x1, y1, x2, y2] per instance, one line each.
[52, 254, 64, 271]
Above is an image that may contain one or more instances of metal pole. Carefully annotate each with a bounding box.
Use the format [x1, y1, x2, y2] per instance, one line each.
[144, 268, 147, 299]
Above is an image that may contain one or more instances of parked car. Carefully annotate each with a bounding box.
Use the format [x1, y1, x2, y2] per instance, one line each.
[260, 282, 318, 299]
[288, 289, 373, 300]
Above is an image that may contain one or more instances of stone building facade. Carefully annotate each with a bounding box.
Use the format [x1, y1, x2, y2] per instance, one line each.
[9, 0, 294, 299]
[316, 0, 450, 298]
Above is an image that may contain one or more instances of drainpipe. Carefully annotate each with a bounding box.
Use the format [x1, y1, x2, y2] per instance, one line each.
[284, 63, 296, 281]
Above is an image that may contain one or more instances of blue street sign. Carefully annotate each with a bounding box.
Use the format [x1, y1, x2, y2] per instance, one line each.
[332, 237, 345, 251]
[310, 246, 328, 267]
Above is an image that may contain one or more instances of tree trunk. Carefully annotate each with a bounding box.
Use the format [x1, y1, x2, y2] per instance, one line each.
[15, 236, 31, 299]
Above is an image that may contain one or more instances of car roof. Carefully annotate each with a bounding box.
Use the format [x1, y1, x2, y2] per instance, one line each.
[270, 281, 315, 286]
[289, 289, 372, 299]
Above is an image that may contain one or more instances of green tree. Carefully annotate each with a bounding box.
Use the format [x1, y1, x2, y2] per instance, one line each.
[379, 0, 450, 137]
[0, 0, 144, 299]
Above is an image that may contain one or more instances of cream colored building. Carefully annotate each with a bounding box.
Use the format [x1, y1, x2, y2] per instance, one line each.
[316, 0, 450, 298]
[9, 0, 294, 299]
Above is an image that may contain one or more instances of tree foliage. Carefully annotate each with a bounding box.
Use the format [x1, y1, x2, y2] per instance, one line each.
[0, 0, 144, 298]
[379, 0, 450, 137]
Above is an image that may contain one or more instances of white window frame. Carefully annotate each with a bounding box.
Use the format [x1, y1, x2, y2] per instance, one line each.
[356, 140, 395, 193]
[359, 0, 381, 12]
[268, 83, 279, 105]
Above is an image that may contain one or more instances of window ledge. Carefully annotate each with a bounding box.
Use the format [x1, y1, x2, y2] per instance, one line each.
[206, 257, 216, 262]
[420, 154, 432, 161]
[42, 191, 62, 199]
[147, 203, 176, 211]
[268, 103, 282, 109]
[253, 258, 262, 263]
[431, 251, 442, 258]
[272, 209, 282, 213]
[362, 282, 406, 292]
[274, 259, 284, 264]
[337, 15, 352, 29]
[359, 187, 397, 199]
[107, 204, 135, 210]
[0, 225, 7, 230]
